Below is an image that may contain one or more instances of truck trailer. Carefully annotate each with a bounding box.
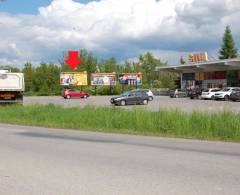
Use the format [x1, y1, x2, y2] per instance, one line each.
[0, 70, 25, 104]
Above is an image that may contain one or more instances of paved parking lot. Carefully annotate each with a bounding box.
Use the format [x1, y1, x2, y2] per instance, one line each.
[24, 96, 240, 113]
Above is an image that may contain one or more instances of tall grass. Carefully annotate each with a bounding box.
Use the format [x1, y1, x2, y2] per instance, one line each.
[0, 104, 240, 141]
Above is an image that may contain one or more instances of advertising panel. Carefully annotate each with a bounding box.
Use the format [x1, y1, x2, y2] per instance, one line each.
[91, 73, 117, 86]
[60, 72, 88, 86]
[119, 73, 142, 86]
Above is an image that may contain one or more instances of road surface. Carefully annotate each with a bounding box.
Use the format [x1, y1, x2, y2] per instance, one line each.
[24, 96, 240, 113]
[0, 124, 240, 195]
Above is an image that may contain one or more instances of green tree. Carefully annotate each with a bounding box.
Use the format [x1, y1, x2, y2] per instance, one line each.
[139, 52, 164, 86]
[219, 26, 239, 86]
[219, 25, 238, 59]
[156, 72, 179, 88]
[122, 60, 134, 73]
[22, 62, 34, 92]
[33, 63, 61, 95]
[98, 57, 118, 73]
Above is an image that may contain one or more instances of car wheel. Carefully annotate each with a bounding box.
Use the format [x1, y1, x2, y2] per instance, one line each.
[66, 95, 71, 99]
[120, 100, 126, 106]
[149, 96, 153, 101]
[84, 95, 87, 99]
[224, 95, 229, 101]
[211, 95, 215, 100]
[143, 100, 148, 105]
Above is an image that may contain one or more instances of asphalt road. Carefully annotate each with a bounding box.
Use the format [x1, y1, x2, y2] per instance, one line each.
[24, 96, 240, 112]
[1, 124, 240, 195]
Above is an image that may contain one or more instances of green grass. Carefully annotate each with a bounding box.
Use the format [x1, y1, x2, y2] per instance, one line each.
[0, 104, 240, 141]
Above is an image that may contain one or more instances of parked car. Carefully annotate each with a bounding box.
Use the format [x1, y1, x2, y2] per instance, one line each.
[214, 87, 237, 101]
[62, 89, 89, 99]
[131, 89, 154, 101]
[169, 89, 187, 98]
[110, 90, 149, 106]
[189, 89, 202, 99]
[229, 88, 240, 101]
[201, 88, 221, 100]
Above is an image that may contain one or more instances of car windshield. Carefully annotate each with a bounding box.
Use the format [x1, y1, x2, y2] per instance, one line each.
[122, 92, 129, 96]
[221, 88, 231, 92]
[203, 89, 209, 92]
[232, 88, 240, 91]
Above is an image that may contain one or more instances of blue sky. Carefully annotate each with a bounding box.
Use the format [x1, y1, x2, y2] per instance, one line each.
[0, 0, 96, 14]
[0, 0, 239, 67]
[0, 0, 51, 14]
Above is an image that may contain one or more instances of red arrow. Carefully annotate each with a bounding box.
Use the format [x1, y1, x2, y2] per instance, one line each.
[64, 51, 81, 70]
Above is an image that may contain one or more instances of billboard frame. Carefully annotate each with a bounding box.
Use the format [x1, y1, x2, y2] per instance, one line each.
[91, 73, 117, 86]
[60, 71, 88, 86]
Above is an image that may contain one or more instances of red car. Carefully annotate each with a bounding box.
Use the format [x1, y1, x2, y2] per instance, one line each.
[62, 89, 89, 99]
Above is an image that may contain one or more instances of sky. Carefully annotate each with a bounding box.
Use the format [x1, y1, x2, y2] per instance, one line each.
[0, 0, 239, 68]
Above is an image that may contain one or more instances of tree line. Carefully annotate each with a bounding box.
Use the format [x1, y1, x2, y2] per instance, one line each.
[1, 25, 239, 95]
[0, 51, 178, 95]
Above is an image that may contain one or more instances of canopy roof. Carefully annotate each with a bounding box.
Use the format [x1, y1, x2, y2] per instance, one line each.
[156, 58, 240, 73]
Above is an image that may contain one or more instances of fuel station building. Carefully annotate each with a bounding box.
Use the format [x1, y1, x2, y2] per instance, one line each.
[156, 56, 240, 90]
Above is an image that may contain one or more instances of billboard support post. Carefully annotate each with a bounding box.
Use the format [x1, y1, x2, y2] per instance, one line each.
[94, 86, 97, 95]
[109, 85, 112, 95]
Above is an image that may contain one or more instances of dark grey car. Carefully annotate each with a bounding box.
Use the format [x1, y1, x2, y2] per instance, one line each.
[110, 91, 149, 106]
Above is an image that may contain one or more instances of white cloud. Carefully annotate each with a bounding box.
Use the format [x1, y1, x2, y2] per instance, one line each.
[0, 0, 239, 68]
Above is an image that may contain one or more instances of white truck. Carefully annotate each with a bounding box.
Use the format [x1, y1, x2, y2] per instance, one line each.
[0, 70, 25, 104]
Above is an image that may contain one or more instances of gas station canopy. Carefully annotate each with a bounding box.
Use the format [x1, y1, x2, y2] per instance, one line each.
[156, 58, 240, 73]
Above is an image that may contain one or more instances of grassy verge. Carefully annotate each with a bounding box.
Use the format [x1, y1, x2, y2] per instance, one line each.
[0, 104, 240, 141]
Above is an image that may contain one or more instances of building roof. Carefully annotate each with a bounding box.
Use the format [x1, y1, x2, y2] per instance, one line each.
[156, 58, 240, 73]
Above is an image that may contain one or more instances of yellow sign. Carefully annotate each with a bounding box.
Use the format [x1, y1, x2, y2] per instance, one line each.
[188, 52, 208, 63]
[60, 72, 88, 86]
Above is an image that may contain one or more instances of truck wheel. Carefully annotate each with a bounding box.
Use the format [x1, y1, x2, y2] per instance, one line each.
[120, 100, 126, 106]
